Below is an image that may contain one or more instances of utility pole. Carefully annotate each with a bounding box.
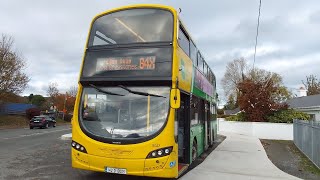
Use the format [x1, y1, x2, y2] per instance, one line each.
[63, 92, 67, 121]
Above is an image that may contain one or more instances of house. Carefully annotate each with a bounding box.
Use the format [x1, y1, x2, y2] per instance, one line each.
[286, 93, 320, 121]
[224, 107, 240, 116]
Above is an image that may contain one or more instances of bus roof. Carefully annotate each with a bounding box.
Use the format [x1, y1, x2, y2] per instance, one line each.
[94, 4, 178, 21]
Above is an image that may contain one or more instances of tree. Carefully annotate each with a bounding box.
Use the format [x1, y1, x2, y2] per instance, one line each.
[68, 85, 78, 97]
[30, 95, 46, 109]
[221, 57, 248, 101]
[221, 58, 292, 121]
[224, 94, 237, 110]
[248, 68, 292, 103]
[47, 82, 59, 105]
[221, 58, 292, 108]
[0, 34, 30, 101]
[302, 75, 320, 96]
[54, 93, 76, 113]
[238, 77, 288, 122]
[28, 93, 34, 103]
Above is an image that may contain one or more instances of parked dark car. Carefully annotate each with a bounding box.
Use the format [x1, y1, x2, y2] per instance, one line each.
[29, 115, 56, 129]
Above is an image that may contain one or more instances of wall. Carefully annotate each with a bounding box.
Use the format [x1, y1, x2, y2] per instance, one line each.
[0, 103, 36, 115]
[218, 118, 293, 140]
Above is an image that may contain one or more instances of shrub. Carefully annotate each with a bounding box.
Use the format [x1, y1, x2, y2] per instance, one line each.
[225, 112, 247, 121]
[64, 113, 73, 122]
[217, 114, 231, 118]
[25, 108, 40, 120]
[267, 109, 310, 123]
[217, 109, 224, 115]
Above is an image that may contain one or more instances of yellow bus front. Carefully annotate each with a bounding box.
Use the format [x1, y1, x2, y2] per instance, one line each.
[72, 5, 180, 178]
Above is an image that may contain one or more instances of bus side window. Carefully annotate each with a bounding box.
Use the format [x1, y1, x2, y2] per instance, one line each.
[197, 52, 200, 67]
[178, 26, 190, 56]
[204, 63, 208, 78]
[202, 57, 205, 74]
[198, 54, 203, 73]
[190, 96, 199, 126]
[190, 41, 197, 63]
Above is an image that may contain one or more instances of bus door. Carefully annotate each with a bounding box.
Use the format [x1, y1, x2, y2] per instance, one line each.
[204, 102, 208, 150]
[177, 93, 190, 167]
[208, 103, 214, 146]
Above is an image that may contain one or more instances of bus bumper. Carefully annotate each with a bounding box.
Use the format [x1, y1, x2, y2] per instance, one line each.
[72, 149, 178, 178]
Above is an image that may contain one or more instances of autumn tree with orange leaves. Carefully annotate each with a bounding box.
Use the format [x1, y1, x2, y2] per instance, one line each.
[238, 77, 287, 122]
[222, 58, 292, 122]
[46, 82, 77, 113]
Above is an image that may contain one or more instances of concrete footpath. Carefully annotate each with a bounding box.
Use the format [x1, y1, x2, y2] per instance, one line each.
[181, 131, 300, 180]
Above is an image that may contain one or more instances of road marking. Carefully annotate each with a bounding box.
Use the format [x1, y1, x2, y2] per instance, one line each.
[61, 133, 72, 140]
[0, 128, 71, 141]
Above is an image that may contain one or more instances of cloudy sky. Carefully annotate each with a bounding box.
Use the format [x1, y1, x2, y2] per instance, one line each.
[1, 0, 319, 104]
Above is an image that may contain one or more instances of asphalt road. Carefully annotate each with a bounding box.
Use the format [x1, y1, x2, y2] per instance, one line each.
[0, 125, 223, 180]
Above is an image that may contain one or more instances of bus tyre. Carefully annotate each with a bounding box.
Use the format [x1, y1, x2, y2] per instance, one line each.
[192, 140, 197, 162]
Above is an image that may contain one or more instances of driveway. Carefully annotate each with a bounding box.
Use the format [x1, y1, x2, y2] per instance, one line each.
[181, 131, 300, 180]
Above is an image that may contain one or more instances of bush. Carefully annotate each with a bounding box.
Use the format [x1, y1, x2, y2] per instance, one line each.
[217, 109, 224, 115]
[25, 108, 40, 120]
[64, 113, 73, 122]
[217, 114, 231, 118]
[225, 112, 247, 121]
[267, 109, 310, 123]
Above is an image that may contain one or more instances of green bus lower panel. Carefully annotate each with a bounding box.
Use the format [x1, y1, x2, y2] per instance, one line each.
[189, 124, 205, 161]
[192, 87, 214, 102]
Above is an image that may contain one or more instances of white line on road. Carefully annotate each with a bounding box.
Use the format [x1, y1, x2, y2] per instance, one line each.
[61, 133, 72, 140]
[0, 128, 71, 140]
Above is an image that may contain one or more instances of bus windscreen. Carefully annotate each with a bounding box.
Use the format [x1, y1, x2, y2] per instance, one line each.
[88, 8, 173, 46]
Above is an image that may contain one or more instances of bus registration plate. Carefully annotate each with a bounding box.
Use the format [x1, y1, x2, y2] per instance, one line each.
[105, 167, 127, 174]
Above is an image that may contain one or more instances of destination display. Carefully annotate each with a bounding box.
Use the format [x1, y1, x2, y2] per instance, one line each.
[80, 47, 172, 79]
[96, 56, 156, 72]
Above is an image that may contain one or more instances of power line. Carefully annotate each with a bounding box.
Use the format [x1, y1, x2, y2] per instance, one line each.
[253, 0, 262, 70]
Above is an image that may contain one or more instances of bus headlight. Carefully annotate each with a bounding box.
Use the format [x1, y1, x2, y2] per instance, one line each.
[146, 146, 173, 158]
[152, 152, 157, 157]
[71, 140, 87, 153]
[164, 148, 170, 154]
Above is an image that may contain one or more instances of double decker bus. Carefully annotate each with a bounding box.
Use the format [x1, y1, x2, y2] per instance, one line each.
[72, 4, 217, 178]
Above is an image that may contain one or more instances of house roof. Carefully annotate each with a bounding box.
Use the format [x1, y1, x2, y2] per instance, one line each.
[287, 94, 320, 108]
[224, 107, 240, 115]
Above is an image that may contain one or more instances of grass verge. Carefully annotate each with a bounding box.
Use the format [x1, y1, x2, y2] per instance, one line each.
[261, 139, 320, 179]
[0, 115, 28, 129]
[289, 141, 320, 176]
[0, 115, 70, 129]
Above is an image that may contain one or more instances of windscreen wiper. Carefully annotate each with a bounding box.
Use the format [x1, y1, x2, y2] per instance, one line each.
[89, 84, 124, 96]
[118, 85, 166, 98]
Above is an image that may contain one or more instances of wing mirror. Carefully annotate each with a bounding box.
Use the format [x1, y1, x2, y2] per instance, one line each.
[170, 88, 181, 109]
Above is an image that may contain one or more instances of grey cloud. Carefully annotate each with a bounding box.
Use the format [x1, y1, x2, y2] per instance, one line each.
[1, 0, 319, 102]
